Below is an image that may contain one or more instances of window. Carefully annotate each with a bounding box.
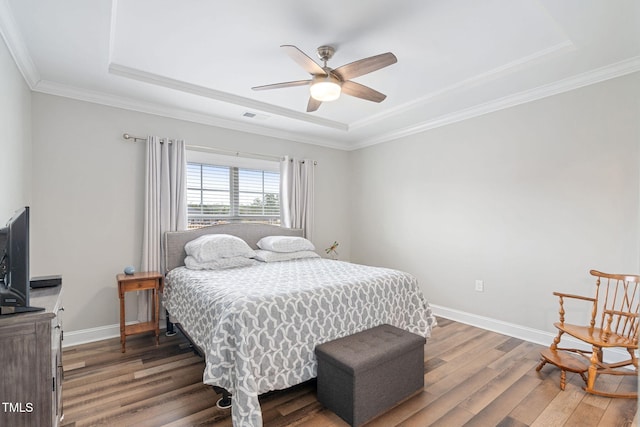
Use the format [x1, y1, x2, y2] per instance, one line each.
[187, 161, 280, 229]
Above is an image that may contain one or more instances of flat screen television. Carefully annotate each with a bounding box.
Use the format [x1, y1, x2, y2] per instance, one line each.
[0, 206, 42, 315]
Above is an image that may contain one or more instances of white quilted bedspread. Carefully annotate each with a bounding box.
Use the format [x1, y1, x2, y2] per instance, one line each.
[163, 258, 436, 426]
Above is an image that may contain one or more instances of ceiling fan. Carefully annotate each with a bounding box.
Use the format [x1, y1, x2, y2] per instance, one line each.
[252, 45, 397, 112]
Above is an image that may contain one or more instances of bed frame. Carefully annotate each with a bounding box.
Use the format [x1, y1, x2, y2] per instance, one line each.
[162, 223, 304, 408]
[164, 222, 303, 272]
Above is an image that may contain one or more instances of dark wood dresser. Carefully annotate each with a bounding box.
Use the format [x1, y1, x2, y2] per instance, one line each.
[0, 286, 63, 427]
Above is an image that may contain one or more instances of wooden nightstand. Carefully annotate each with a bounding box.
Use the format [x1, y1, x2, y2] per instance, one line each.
[117, 271, 163, 352]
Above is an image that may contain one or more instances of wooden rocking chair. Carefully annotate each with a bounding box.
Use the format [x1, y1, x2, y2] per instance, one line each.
[536, 270, 639, 398]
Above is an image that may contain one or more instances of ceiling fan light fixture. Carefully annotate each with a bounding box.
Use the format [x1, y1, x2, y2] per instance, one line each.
[310, 75, 342, 102]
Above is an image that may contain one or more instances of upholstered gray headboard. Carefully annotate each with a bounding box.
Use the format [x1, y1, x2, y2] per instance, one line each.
[164, 223, 304, 272]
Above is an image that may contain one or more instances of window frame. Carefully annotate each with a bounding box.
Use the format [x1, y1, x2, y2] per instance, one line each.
[186, 150, 281, 228]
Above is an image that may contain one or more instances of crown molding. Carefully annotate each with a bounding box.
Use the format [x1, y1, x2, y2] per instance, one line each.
[0, 0, 40, 88]
[30, 55, 640, 153]
[350, 40, 576, 131]
[33, 79, 348, 151]
[350, 56, 640, 150]
[108, 63, 349, 132]
[4, 0, 637, 154]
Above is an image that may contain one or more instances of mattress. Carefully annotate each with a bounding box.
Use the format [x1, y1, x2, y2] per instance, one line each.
[163, 258, 436, 426]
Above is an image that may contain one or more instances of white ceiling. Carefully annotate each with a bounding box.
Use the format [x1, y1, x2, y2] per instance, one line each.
[2, 0, 639, 150]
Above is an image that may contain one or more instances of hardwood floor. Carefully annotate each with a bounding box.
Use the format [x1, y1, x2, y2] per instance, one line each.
[61, 318, 638, 426]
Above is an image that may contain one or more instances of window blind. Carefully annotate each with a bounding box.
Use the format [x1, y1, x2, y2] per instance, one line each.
[187, 162, 280, 228]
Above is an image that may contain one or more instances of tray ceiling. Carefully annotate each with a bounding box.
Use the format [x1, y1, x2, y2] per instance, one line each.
[2, 0, 639, 150]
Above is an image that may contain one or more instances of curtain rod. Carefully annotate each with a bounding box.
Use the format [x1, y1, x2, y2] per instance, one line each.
[122, 133, 286, 163]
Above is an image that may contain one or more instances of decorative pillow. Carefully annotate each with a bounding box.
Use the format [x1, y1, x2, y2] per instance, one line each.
[254, 249, 320, 263]
[184, 234, 256, 262]
[184, 255, 257, 270]
[256, 236, 315, 253]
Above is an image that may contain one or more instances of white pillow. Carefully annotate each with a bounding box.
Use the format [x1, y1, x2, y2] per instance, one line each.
[256, 236, 315, 253]
[184, 255, 257, 270]
[185, 234, 256, 262]
[254, 249, 320, 263]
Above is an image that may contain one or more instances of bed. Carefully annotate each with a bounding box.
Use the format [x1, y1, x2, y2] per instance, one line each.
[162, 223, 436, 427]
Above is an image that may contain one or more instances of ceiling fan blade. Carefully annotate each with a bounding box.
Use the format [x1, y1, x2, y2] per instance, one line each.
[341, 81, 387, 103]
[333, 52, 397, 81]
[252, 80, 311, 91]
[307, 97, 322, 112]
[281, 45, 326, 76]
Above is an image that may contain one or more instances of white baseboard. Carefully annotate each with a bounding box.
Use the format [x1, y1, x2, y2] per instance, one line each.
[63, 319, 167, 348]
[63, 305, 633, 367]
[430, 304, 633, 365]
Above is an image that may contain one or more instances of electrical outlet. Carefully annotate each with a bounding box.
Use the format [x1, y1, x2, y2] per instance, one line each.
[475, 280, 484, 292]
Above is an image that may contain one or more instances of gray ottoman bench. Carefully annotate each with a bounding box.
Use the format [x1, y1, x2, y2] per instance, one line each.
[315, 324, 426, 426]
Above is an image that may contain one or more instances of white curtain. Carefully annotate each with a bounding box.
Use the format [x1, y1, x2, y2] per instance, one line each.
[280, 156, 315, 240]
[138, 136, 187, 322]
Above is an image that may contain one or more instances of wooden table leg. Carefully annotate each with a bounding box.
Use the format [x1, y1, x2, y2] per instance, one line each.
[154, 288, 159, 346]
[119, 292, 125, 353]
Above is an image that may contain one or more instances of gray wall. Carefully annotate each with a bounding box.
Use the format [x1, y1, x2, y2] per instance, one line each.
[0, 36, 31, 220]
[349, 72, 640, 333]
[30, 93, 352, 333]
[4, 31, 639, 341]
